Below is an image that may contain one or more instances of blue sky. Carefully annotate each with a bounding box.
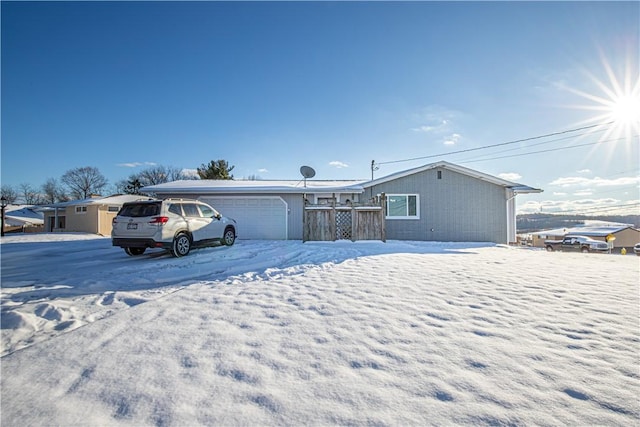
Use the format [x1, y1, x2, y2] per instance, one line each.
[2, 1, 639, 214]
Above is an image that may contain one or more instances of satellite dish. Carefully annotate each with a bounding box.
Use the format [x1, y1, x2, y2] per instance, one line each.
[300, 166, 316, 179]
[300, 166, 316, 187]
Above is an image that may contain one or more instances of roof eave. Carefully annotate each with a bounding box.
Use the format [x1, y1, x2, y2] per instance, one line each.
[511, 186, 543, 194]
[140, 186, 365, 195]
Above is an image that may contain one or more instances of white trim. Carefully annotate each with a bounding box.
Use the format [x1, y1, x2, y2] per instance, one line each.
[386, 194, 420, 220]
[354, 206, 382, 211]
[305, 206, 333, 211]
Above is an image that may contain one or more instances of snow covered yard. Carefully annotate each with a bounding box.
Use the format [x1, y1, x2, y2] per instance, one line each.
[1, 234, 639, 426]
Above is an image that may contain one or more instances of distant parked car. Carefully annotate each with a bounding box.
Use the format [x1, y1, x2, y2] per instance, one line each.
[634, 243, 640, 256]
[545, 235, 609, 253]
[112, 199, 237, 257]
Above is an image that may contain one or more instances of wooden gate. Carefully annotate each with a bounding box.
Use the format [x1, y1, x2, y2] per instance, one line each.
[303, 195, 386, 242]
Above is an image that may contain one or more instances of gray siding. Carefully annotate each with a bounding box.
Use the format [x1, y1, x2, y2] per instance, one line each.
[366, 167, 508, 243]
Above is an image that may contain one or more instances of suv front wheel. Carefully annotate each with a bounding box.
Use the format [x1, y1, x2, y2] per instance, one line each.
[222, 227, 236, 246]
[172, 233, 191, 257]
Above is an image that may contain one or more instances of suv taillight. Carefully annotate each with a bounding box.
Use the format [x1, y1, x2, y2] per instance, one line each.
[149, 216, 169, 224]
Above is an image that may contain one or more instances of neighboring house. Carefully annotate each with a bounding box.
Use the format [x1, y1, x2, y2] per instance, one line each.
[141, 161, 541, 244]
[531, 222, 640, 250]
[43, 195, 152, 236]
[2, 205, 45, 233]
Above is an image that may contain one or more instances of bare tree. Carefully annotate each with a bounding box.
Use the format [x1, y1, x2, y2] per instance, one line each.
[1, 185, 18, 204]
[113, 178, 129, 195]
[61, 166, 108, 200]
[139, 165, 189, 186]
[41, 178, 66, 204]
[19, 183, 42, 205]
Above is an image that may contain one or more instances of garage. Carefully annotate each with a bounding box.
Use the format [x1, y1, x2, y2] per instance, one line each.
[200, 197, 288, 240]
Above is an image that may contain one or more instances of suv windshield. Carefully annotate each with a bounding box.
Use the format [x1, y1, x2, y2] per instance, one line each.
[118, 202, 161, 218]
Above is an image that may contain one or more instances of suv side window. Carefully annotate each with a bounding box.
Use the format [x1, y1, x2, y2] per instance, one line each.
[181, 203, 201, 218]
[198, 204, 215, 218]
[168, 204, 182, 216]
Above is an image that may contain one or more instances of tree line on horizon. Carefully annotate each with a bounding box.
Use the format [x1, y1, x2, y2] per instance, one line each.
[517, 213, 640, 232]
[1, 160, 235, 205]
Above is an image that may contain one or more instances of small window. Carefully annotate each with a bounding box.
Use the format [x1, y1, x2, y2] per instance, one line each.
[386, 194, 419, 219]
[75, 206, 87, 214]
[108, 206, 120, 212]
[437, 170, 442, 179]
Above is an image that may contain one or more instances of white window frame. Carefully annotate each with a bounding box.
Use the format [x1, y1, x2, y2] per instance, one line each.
[75, 206, 88, 214]
[386, 194, 419, 219]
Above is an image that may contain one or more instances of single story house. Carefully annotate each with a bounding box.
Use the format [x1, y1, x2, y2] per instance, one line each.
[141, 161, 541, 244]
[142, 179, 365, 240]
[43, 194, 152, 236]
[531, 222, 640, 250]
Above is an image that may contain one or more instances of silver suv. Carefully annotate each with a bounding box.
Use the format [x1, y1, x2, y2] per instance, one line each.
[111, 199, 237, 257]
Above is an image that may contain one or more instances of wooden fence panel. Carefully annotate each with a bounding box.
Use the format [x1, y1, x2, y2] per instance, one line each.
[352, 208, 385, 241]
[303, 208, 336, 242]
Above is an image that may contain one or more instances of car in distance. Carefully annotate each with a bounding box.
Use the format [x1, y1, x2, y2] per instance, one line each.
[112, 199, 237, 257]
[544, 235, 609, 253]
[634, 242, 640, 256]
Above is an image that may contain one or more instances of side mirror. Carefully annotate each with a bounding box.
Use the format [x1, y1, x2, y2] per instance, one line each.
[216, 213, 222, 220]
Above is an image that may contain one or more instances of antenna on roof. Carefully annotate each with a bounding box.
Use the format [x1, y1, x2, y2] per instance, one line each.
[300, 166, 316, 188]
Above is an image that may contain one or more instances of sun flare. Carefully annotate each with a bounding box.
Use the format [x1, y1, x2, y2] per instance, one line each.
[609, 94, 640, 126]
[561, 50, 640, 166]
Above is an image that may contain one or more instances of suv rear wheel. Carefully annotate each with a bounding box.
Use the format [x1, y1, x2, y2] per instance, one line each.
[124, 247, 146, 256]
[172, 233, 191, 257]
[222, 227, 236, 246]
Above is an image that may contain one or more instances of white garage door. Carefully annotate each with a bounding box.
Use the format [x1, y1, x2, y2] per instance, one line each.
[200, 197, 288, 240]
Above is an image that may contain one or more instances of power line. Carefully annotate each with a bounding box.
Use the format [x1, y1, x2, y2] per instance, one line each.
[460, 135, 637, 164]
[375, 121, 616, 167]
[564, 202, 640, 215]
[459, 127, 608, 162]
[585, 184, 640, 197]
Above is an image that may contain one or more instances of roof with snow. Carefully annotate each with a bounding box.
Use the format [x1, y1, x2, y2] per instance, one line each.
[43, 194, 154, 208]
[3, 205, 44, 226]
[532, 221, 638, 237]
[141, 179, 367, 195]
[141, 161, 542, 195]
[364, 161, 542, 193]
